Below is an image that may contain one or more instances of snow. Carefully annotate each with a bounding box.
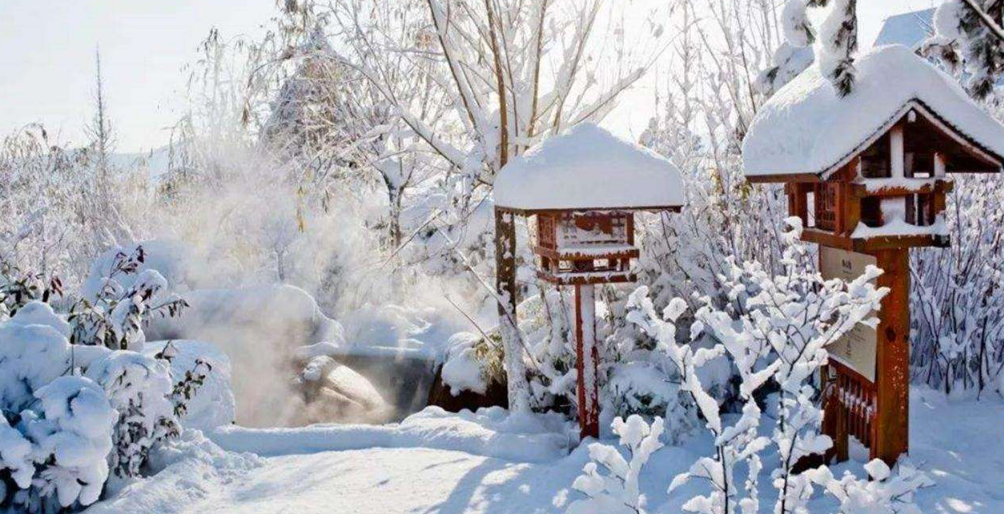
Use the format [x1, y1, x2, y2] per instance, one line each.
[493, 123, 685, 211]
[143, 340, 237, 431]
[441, 332, 488, 396]
[743, 45, 1004, 178]
[851, 218, 948, 239]
[206, 407, 574, 464]
[873, 9, 936, 49]
[80, 388, 1004, 514]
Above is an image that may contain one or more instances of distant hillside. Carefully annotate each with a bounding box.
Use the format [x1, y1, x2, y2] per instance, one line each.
[108, 146, 174, 180]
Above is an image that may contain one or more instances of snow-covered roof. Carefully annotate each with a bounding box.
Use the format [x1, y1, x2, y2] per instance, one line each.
[743, 45, 1004, 180]
[873, 9, 935, 49]
[494, 123, 685, 212]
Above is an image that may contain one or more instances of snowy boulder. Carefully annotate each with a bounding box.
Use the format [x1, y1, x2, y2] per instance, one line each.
[494, 123, 685, 212]
[143, 340, 237, 431]
[743, 44, 1004, 178]
[145, 284, 343, 348]
[295, 356, 392, 424]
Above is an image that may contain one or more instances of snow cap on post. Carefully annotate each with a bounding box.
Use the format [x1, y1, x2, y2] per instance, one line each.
[493, 123, 685, 213]
[743, 44, 1004, 181]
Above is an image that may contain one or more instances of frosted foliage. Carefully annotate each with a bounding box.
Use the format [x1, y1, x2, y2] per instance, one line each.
[933, 1, 965, 40]
[566, 415, 665, 514]
[0, 322, 72, 412]
[626, 219, 887, 514]
[807, 460, 933, 514]
[24, 376, 117, 508]
[84, 351, 178, 478]
[0, 289, 193, 510]
[910, 174, 1004, 394]
[925, 0, 1004, 98]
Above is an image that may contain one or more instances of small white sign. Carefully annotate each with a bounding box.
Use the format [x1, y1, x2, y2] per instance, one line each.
[819, 246, 878, 383]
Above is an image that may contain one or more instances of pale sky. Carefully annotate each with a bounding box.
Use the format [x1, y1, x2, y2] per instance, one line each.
[0, 0, 940, 153]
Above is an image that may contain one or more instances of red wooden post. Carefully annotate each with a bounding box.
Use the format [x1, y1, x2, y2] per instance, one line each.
[871, 248, 910, 464]
[574, 284, 600, 440]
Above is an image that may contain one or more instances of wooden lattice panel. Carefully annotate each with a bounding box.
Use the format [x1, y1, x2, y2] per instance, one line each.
[824, 360, 878, 460]
[534, 211, 638, 285]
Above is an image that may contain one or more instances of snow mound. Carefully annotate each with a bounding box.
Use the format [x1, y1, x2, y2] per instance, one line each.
[83, 430, 263, 514]
[81, 240, 201, 300]
[207, 406, 574, 463]
[147, 285, 343, 346]
[143, 340, 237, 431]
[494, 123, 685, 211]
[743, 44, 1004, 178]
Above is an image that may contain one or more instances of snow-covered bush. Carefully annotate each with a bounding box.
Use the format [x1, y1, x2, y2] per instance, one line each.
[910, 175, 1004, 396]
[70, 246, 187, 350]
[83, 351, 178, 479]
[0, 263, 64, 322]
[627, 219, 887, 514]
[17, 376, 118, 511]
[0, 308, 119, 512]
[0, 285, 211, 510]
[566, 415, 665, 514]
[806, 459, 932, 514]
[145, 340, 236, 431]
[441, 332, 504, 397]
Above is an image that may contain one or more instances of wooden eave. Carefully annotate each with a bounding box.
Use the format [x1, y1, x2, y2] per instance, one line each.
[534, 246, 640, 261]
[744, 99, 1004, 183]
[496, 205, 683, 216]
[800, 228, 950, 252]
[537, 270, 637, 286]
[849, 179, 954, 199]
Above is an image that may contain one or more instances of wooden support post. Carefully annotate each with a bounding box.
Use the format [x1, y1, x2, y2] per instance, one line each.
[933, 152, 946, 177]
[890, 125, 905, 179]
[871, 248, 911, 465]
[574, 284, 599, 440]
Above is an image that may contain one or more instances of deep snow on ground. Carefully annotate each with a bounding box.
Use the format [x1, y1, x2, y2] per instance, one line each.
[84, 387, 1004, 514]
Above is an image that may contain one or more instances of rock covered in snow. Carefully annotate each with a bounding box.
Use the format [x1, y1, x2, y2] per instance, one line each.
[743, 45, 1004, 178]
[146, 284, 343, 347]
[494, 123, 685, 211]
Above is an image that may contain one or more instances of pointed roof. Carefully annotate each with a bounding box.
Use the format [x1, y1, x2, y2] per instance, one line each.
[873, 9, 936, 49]
[742, 45, 1004, 181]
[494, 123, 685, 213]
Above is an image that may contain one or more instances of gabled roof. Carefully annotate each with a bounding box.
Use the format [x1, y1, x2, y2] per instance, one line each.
[873, 9, 935, 49]
[742, 45, 1004, 181]
[494, 123, 685, 213]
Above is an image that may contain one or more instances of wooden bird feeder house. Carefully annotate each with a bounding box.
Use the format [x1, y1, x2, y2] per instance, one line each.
[494, 123, 686, 440]
[743, 45, 1004, 465]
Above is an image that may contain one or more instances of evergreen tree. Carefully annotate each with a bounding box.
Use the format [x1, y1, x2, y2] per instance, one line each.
[925, 0, 1004, 99]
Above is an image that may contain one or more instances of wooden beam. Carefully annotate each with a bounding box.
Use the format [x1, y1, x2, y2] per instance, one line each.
[852, 234, 950, 252]
[746, 173, 822, 184]
[870, 248, 911, 465]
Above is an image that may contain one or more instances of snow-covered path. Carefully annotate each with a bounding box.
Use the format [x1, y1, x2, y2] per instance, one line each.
[86, 389, 1004, 514]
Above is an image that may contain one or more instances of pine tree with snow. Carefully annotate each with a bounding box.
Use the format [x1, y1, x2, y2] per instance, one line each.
[924, 0, 1004, 99]
[764, 0, 859, 97]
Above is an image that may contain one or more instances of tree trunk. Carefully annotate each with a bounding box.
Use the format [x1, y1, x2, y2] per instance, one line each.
[494, 208, 530, 412]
